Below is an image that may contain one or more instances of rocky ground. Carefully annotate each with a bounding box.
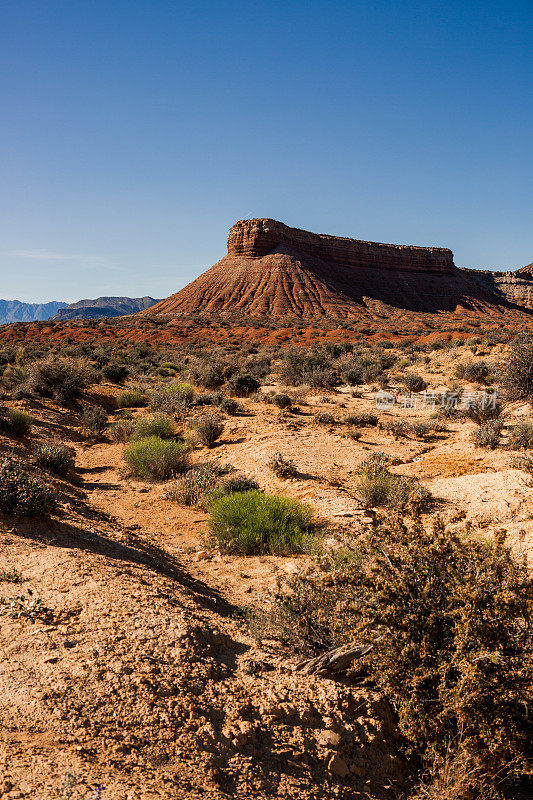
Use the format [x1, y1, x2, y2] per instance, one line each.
[1, 339, 532, 798]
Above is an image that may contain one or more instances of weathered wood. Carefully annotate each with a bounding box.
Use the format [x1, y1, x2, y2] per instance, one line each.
[295, 643, 374, 676]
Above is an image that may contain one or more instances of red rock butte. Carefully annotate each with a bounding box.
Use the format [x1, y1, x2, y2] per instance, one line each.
[146, 218, 533, 319]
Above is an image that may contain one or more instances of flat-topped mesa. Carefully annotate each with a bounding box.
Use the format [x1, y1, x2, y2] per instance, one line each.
[228, 218, 455, 275]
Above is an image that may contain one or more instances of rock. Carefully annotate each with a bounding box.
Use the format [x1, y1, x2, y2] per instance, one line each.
[317, 730, 342, 748]
[328, 753, 349, 778]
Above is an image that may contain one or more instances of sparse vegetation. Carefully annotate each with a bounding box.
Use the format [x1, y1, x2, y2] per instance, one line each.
[81, 405, 108, 437]
[1, 408, 33, 436]
[268, 451, 298, 478]
[116, 389, 147, 408]
[508, 421, 533, 450]
[193, 415, 224, 447]
[471, 419, 504, 449]
[131, 413, 175, 440]
[357, 452, 432, 511]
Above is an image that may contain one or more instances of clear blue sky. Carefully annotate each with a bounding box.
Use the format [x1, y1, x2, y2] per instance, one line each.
[1, 0, 532, 302]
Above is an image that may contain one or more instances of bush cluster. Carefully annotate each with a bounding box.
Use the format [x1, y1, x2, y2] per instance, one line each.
[34, 444, 74, 475]
[0, 459, 56, 517]
[124, 436, 191, 480]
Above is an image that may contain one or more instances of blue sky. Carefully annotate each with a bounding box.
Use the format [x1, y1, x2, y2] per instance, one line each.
[1, 0, 532, 302]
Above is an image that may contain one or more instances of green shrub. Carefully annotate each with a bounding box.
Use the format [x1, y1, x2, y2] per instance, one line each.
[227, 373, 260, 397]
[508, 421, 533, 450]
[209, 490, 316, 555]
[124, 436, 190, 480]
[471, 420, 504, 449]
[132, 413, 174, 440]
[257, 515, 533, 796]
[26, 356, 92, 401]
[0, 459, 56, 517]
[34, 444, 74, 475]
[3, 408, 33, 436]
[193, 415, 224, 447]
[81, 405, 107, 437]
[116, 389, 147, 408]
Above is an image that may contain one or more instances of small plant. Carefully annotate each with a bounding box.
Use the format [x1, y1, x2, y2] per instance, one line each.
[508, 421, 533, 450]
[209, 490, 317, 555]
[0, 567, 23, 582]
[124, 436, 190, 480]
[0, 590, 50, 622]
[464, 396, 501, 423]
[346, 428, 362, 440]
[501, 335, 533, 400]
[268, 451, 298, 478]
[383, 419, 410, 438]
[132, 413, 175, 440]
[116, 389, 147, 408]
[35, 444, 74, 475]
[455, 360, 491, 383]
[166, 463, 220, 507]
[81, 405, 107, 437]
[356, 452, 431, 511]
[471, 420, 504, 449]
[0, 458, 56, 517]
[2, 408, 33, 436]
[193, 415, 224, 447]
[222, 475, 260, 494]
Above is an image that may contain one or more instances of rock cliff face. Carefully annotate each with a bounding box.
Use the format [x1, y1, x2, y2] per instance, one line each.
[146, 219, 532, 319]
[227, 218, 455, 274]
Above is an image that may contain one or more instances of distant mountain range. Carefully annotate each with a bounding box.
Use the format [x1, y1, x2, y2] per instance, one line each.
[50, 296, 160, 321]
[0, 297, 160, 325]
[0, 300, 67, 324]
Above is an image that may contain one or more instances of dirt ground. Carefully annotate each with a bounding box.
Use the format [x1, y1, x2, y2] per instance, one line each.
[1, 339, 532, 798]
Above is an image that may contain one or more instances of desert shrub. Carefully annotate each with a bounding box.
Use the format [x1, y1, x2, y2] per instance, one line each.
[2, 408, 33, 436]
[132, 413, 175, 440]
[454, 360, 491, 383]
[268, 452, 298, 478]
[508, 421, 533, 450]
[34, 444, 74, 476]
[124, 436, 191, 479]
[0, 459, 56, 517]
[315, 411, 336, 425]
[471, 420, 504, 449]
[194, 392, 221, 407]
[403, 372, 427, 392]
[501, 335, 533, 400]
[272, 393, 292, 409]
[219, 397, 240, 415]
[257, 515, 533, 796]
[81, 405, 107, 437]
[383, 419, 410, 438]
[222, 475, 260, 494]
[148, 382, 195, 414]
[357, 453, 431, 511]
[279, 348, 339, 388]
[194, 364, 225, 390]
[346, 428, 362, 440]
[193, 415, 224, 447]
[26, 356, 92, 401]
[109, 419, 135, 442]
[116, 389, 147, 408]
[209, 491, 316, 555]
[102, 363, 129, 383]
[410, 421, 434, 439]
[463, 396, 501, 424]
[511, 453, 533, 473]
[227, 373, 260, 397]
[166, 463, 221, 507]
[345, 412, 378, 427]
